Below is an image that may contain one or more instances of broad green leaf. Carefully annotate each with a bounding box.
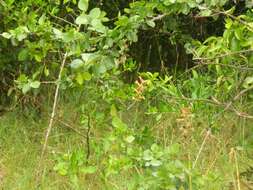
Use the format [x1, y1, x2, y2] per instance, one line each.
[81, 53, 93, 62]
[82, 72, 92, 81]
[22, 84, 31, 94]
[90, 19, 106, 33]
[75, 14, 89, 25]
[89, 8, 101, 19]
[93, 63, 107, 74]
[16, 33, 27, 41]
[38, 13, 46, 25]
[112, 116, 127, 129]
[199, 9, 212, 17]
[101, 56, 115, 70]
[143, 150, 153, 161]
[78, 0, 89, 11]
[70, 59, 84, 69]
[18, 49, 29, 61]
[62, 30, 75, 42]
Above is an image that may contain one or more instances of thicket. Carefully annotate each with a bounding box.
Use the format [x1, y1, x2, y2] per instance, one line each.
[0, 0, 253, 189]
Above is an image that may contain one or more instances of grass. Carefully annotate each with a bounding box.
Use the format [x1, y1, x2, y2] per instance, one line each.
[0, 103, 253, 190]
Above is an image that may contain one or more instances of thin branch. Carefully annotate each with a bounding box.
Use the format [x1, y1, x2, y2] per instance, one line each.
[41, 81, 56, 84]
[193, 129, 211, 169]
[86, 114, 91, 165]
[233, 85, 253, 101]
[55, 117, 87, 139]
[193, 49, 253, 61]
[165, 95, 253, 120]
[36, 52, 68, 183]
[48, 13, 77, 27]
[151, 14, 168, 22]
[220, 11, 253, 30]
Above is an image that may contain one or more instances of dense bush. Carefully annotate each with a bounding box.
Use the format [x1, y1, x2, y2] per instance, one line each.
[1, 0, 253, 189]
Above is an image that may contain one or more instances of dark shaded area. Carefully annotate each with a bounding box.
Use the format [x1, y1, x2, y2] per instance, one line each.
[128, 0, 250, 74]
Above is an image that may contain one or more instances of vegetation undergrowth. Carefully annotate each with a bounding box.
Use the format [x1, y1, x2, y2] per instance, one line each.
[0, 92, 253, 189]
[1, 0, 253, 189]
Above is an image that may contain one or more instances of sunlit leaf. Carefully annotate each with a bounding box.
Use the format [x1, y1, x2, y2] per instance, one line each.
[78, 0, 89, 11]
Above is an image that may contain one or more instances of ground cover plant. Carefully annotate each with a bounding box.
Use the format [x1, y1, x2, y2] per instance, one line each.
[0, 0, 253, 189]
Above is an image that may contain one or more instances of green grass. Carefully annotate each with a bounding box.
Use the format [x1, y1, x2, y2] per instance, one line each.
[0, 106, 253, 190]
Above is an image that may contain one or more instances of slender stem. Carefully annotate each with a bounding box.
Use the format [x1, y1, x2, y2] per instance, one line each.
[193, 130, 211, 169]
[86, 114, 91, 165]
[36, 52, 68, 183]
[193, 49, 253, 61]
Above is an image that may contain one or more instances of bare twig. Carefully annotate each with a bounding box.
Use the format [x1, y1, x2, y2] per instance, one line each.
[41, 81, 56, 84]
[233, 85, 253, 101]
[48, 13, 77, 27]
[193, 129, 211, 169]
[151, 14, 168, 22]
[229, 148, 241, 190]
[193, 49, 253, 61]
[55, 117, 86, 139]
[166, 95, 253, 120]
[36, 52, 68, 183]
[86, 114, 91, 165]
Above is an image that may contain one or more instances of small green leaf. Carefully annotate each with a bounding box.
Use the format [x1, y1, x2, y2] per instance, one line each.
[53, 28, 63, 39]
[110, 104, 117, 117]
[150, 159, 162, 167]
[44, 67, 49, 77]
[93, 63, 107, 74]
[78, 0, 89, 11]
[53, 162, 68, 176]
[76, 72, 84, 85]
[125, 135, 135, 143]
[225, 18, 233, 29]
[112, 116, 127, 129]
[146, 20, 155, 28]
[231, 37, 240, 51]
[192, 70, 198, 78]
[1, 32, 12, 39]
[101, 56, 115, 70]
[243, 77, 253, 88]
